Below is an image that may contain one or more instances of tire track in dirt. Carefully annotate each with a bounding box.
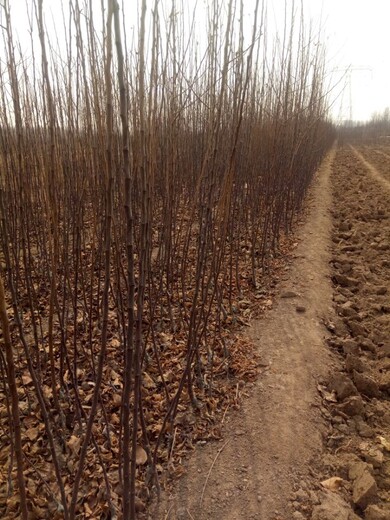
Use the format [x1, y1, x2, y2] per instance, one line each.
[350, 146, 390, 191]
[150, 150, 338, 520]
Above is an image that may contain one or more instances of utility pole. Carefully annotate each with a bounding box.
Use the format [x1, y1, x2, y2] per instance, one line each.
[334, 66, 372, 124]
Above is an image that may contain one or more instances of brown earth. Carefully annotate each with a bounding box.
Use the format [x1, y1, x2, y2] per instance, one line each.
[352, 143, 390, 184]
[350, 146, 390, 189]
[150, 144, 390, 520]
[321, 145, 390, 519]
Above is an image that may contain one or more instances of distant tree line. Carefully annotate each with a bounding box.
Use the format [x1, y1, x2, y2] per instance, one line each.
[338, 107, 390, 142]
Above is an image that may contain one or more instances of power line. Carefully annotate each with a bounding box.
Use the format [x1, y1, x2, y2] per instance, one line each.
[333, 66, 372, 124]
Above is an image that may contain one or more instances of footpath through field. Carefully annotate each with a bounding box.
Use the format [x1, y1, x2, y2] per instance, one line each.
[150, 150, 339, 520]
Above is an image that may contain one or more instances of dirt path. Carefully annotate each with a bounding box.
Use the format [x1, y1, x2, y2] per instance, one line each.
[150, 150, 338, 520]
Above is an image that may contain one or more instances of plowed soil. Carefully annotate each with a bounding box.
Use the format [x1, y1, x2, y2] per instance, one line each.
[320, 145, 390, 519]
[149, 144, 390, 520]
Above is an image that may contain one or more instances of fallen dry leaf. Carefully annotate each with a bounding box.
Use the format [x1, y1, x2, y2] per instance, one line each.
[135, 497, 145, 512]
[22, 373, 33, 385]
[136, 445, 147, 465]
[25, 426, 40, 441]
[143, 372, 156, 389]
[67, 435, 82, 456]
[321, 476, 345, 491]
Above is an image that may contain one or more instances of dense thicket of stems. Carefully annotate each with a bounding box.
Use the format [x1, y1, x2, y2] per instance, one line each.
[0, 275, 28, 519]
[0, 0, 334, 517]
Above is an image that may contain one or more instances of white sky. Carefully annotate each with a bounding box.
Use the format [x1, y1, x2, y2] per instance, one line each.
[2, 0, 390, 122]
[302, 0, 390, 122]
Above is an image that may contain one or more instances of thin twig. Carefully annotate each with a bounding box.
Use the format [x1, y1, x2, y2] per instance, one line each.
[168, 426, 178, 466]
[164, 504, 174, 520]
[221, 403, 230, 424]
[200, 440, 229, 506]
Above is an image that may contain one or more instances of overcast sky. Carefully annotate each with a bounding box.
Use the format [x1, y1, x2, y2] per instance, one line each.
[302, 0, 390, 122]
[2, 0, 389, 123]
